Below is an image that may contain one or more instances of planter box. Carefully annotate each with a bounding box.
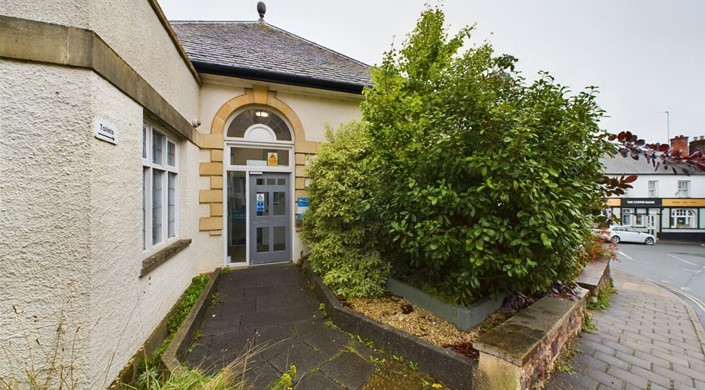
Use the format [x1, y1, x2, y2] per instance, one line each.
[387, 278, 505, 332]
[306, 269, 478, 390]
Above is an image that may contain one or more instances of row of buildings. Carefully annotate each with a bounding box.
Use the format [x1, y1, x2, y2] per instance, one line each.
[602, 135, 705, 242]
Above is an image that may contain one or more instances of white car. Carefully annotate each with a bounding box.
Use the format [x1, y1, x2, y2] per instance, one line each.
[607, 226, 656, 245]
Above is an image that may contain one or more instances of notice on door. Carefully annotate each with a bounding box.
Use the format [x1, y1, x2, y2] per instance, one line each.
[267, 152, 278, 166]
[256, 193, 265, 213]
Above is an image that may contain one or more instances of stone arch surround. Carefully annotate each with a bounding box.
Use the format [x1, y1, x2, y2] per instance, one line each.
[197, 85, 318, 235]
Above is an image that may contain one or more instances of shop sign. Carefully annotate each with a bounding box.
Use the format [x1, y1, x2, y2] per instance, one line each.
[663, 198, 705, 207]
[605, 198, 621, 206]
[622, 198, 662, 206]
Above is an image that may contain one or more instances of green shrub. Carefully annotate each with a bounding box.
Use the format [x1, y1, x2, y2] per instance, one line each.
[361, 7, 610, 304]
[145, 274, 210, 368]
[167, 274, 209, 335]
[302, 122, 390, 298]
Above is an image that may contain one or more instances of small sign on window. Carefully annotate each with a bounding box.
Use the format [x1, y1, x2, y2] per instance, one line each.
[256, 193, 265, 213]
[267, 152, 278, 166]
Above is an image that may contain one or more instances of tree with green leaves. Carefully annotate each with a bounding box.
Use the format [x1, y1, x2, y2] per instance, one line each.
[361, 7, 612, 303]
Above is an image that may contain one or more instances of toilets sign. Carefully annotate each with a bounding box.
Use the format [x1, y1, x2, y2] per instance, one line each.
[93, 118, 118, 145]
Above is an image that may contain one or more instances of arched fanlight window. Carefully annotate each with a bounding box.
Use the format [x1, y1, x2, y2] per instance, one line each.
[227, 108, 292, 142]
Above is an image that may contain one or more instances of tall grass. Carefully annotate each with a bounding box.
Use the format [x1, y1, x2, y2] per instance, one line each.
[1, 305, 80, 390]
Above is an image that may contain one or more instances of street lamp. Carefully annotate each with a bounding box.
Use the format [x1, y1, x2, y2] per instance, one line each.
[664, 111, 670, 144]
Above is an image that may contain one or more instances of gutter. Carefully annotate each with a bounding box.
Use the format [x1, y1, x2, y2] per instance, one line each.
[192, 61, 368, 95]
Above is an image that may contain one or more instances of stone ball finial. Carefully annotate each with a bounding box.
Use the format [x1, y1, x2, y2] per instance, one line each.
[257, 2, 266, 21]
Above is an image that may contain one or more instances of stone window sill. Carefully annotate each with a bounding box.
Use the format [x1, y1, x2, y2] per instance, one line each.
[140, 238, 192, 278]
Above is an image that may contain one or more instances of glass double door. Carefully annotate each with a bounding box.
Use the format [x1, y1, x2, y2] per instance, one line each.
[227, 172, 291, 265]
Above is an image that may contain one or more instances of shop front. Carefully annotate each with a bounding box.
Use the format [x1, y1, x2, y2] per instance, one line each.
[607, 198, 705, 241]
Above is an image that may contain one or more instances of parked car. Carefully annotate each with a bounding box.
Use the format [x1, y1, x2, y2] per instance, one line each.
[604, 226, 656, 245]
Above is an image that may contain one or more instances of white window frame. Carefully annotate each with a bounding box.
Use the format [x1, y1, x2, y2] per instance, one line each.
[143, 121, 179, 252]
[670, 208, 696, 228]
[648, 180, 658, 198]
[676, 180, 690, 198]
[621, 208, 634, 226]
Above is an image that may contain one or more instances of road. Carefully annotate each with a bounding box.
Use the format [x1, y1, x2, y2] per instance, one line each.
[611, 241, 705, 325]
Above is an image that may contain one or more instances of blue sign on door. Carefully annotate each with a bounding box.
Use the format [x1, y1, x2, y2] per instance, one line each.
[256, 193, 265, 213]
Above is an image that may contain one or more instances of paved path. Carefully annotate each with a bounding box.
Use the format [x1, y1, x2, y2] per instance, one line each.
[184, 264, 379, 389]
[548, 269, 705, 390]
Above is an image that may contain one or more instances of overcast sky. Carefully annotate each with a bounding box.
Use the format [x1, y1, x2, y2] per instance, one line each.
[159, 0, 705, 145]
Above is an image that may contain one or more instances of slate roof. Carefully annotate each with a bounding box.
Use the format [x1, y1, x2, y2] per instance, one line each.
[600, 155, 704, 176]
[170, 21, 372, 93]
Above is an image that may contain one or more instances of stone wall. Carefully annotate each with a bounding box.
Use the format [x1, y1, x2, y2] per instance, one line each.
[474, 291, 588, 389]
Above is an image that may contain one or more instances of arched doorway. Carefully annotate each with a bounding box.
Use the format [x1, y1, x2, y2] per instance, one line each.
[224, 107, 294, 265]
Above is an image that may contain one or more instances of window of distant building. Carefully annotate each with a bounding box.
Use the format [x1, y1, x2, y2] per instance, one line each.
[648, 180, 658, 198]
[143, 121, 179, 250]
[621, 208, 634, 226]
[670, 209, 696, 229]
[676, 180, 690, 198]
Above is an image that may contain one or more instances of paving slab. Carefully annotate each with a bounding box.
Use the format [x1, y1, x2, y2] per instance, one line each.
[183, 263, 378, 389]
[547, 269, 705, 389]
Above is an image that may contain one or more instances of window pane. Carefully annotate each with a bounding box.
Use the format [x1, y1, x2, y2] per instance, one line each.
[273, 226, 286, 251]
[277, 178, 286, 185]
[227, 171, 247, 263]
[273, 192, 286, 215]
[142, 126, 147, 159]
[621, 209, 633, 226]
[168, 173, 176, 238]
[143, 167, 148, 250]
[167, 141, 176, 167]
[256, 227, 269, 253]
[227, 109, 292, 141]
[152, 131, 163, 165]
[230, 147, 290, 166]
[152, 170, 163, 244]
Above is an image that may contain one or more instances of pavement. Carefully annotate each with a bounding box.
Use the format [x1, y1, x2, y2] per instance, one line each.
[183, 263, 381, 390]
[548, 268, 705, 390]
[184, 263, 705, 390]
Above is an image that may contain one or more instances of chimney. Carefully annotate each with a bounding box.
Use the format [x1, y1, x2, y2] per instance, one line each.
[670, 135, 689, 157]
[690, 135, 705, 156]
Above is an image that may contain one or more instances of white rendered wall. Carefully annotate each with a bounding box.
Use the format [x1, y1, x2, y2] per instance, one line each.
[199, 82, 246, 135]
[86, 73, 205, 386]
[1, 0, 90, 28]
[276, 90, 363, 141]
[614, 174, 705, 198]
[1, 0, 200, 131]
[0, 61, 93, 387]
[88, 0, 200, 120]
[0, 59, 205, 389]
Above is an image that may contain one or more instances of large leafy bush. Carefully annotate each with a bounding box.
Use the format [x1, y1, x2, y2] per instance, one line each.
[303, 7, 610, 304]
[361, 8, 611, 303]
[302, 122, 390, 298]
